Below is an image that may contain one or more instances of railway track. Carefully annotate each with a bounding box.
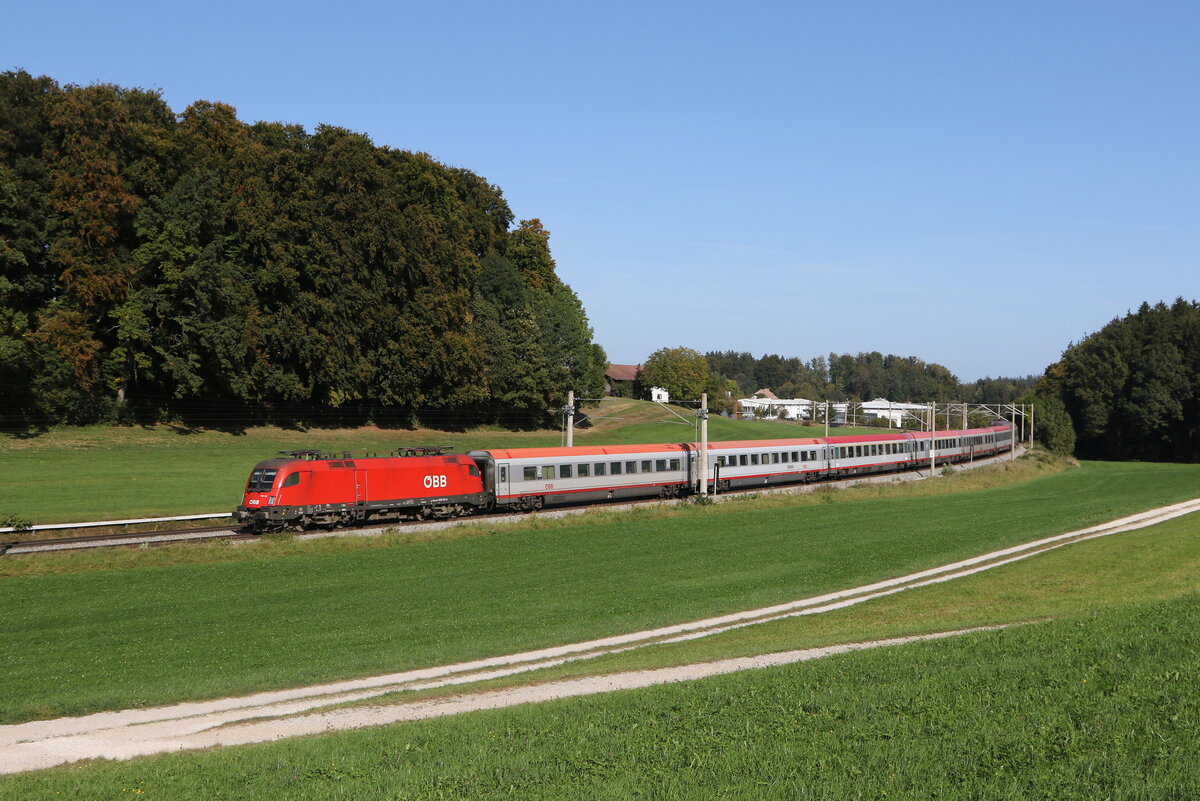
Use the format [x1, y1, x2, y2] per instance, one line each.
[1, 447, 1024, 556]
[0, 525, 252, 555]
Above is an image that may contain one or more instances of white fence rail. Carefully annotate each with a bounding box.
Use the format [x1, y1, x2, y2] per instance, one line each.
[0, 513, 233, 535]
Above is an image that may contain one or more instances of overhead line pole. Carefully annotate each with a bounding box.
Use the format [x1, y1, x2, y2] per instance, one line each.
[565, 390, 575, 447]
[929, 401, 937, 476]
[699, 393, 709, 496]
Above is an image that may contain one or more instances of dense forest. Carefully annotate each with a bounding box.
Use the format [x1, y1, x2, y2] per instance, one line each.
[704, 350, 1036, 404]
[1039, 299, 1199, 461]
[0, 70, 605, 429]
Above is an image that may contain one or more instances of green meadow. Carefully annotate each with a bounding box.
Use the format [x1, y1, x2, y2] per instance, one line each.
[2, 515, 1197, 799]
[2, 457, 1196, 728]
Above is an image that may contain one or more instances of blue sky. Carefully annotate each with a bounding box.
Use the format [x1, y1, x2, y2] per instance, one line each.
[6, 0, 1197, 380]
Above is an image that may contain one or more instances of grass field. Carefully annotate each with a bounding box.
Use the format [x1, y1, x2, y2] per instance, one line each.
[2, 458, 1197, 727]
[0, 400, 883, 524]
[1, 546, 1196, 798]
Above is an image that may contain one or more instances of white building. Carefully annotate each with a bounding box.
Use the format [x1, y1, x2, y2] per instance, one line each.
[736, 397, 816, 421]
[737, 396, 931, 428]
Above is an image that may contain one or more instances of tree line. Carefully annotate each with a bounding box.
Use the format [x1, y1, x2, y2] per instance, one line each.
[0, 71, 605, 428]
[624, 346, 1034, 418]
[704, 350, 1035, 405]
[1037, 298, 1199, 461]
[635, 298, 1200, 464]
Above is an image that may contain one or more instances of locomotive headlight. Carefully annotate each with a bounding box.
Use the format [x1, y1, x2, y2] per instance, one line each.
[268, 496, 277, 505]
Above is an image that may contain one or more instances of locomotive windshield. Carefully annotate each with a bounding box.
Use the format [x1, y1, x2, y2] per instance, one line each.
[247, 469, 278, 493]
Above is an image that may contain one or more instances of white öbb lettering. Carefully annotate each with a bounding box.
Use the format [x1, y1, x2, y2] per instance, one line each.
[423, 475, 448, 489]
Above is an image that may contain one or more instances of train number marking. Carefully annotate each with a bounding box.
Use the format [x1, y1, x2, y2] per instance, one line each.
[423, 475, 448, 489]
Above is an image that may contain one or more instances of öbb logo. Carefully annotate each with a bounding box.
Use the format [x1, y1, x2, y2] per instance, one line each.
[423, 475, 448, 489]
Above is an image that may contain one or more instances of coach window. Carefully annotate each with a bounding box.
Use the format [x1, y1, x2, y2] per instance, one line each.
[750, 454, 759, 465]
[772, 453, 780, 464]
[523, 466, 537, 481]
[578, 463, 590, 477]
[669, 458, 680, 471]
[656, 459, 667, 472]
[560, 464, 573, 478]
[542, 465, 556, 480]
[641, 460, 652, 472]
[595, 463, 607, 476]
[626, 461, 638, 473]
[610, 462, 622, 475]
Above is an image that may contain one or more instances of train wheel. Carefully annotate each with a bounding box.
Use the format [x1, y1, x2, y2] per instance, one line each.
[531, 496, 544, 511]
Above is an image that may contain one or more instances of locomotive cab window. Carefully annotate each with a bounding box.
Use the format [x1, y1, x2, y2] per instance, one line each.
[247, 469, 278, 492]
[282, 472, 301, 488]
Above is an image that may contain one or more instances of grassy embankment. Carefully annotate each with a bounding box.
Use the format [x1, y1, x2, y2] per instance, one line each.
[2, 457, 1197, 728]
[2, 516, 1197, 798]
[0, 399, 877, 524]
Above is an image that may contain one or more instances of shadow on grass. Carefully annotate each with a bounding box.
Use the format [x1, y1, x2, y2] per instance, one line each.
[1, 425, 48, 440]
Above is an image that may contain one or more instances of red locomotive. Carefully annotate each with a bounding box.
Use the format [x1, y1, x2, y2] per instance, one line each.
[234, 448, 487, 531]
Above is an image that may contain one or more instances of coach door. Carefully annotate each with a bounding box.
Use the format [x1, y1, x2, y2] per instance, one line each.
[354, 470, 368, 505]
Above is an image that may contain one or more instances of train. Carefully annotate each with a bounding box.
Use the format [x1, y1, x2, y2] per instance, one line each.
[234, 422, 1015, 531]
